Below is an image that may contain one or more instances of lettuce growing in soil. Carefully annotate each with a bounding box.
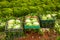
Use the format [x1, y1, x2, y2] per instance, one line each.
[55, 20, 60, 34]
[0, 19, 6, 31]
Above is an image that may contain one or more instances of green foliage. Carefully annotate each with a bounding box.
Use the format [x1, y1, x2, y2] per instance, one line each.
[0, 0, 60, 17]
[13, 7, 30, 17]
[54, 20, 60, 34]
[0, 1, 9, 8]
[56, 36, 60, 40]
[38, 29, 44, 35]
[2, 8, 13, 17]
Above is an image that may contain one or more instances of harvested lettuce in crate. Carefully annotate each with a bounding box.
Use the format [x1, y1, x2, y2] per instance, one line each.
[24, 16, 40, 29]
[6, 19, 23, 31]
[39, 14, 55, 28]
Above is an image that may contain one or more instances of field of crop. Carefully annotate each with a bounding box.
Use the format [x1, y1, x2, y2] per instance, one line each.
[0, 15, 60, 40]
[0, 0, 60, 40]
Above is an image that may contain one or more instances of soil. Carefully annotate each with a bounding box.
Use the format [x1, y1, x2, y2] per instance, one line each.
[13, 30, 60, 40]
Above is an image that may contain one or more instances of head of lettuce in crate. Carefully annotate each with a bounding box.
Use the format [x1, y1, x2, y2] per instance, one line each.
[7, 19, 22, 30]
[41, 14, 57, 20]
[24, 16, 40, 29]
[40, 14, 56, 28]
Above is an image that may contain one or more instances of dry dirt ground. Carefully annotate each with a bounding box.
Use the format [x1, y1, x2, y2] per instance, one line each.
[13, 30, 60, 40]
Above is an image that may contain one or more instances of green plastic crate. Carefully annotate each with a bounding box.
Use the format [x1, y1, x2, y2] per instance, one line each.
[40, 20, 55, 28]
[24, 16, 40, 29]
[24, 25, 40, 29]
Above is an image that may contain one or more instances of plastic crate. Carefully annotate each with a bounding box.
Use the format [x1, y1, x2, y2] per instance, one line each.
[5, 19, 23, 32]
[5, 18, 24, 40]
[5, 30, 24, 40]
[24, 16, 40, 29]
[24, 25, 40, 29]
[40, 20, 55, 28]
